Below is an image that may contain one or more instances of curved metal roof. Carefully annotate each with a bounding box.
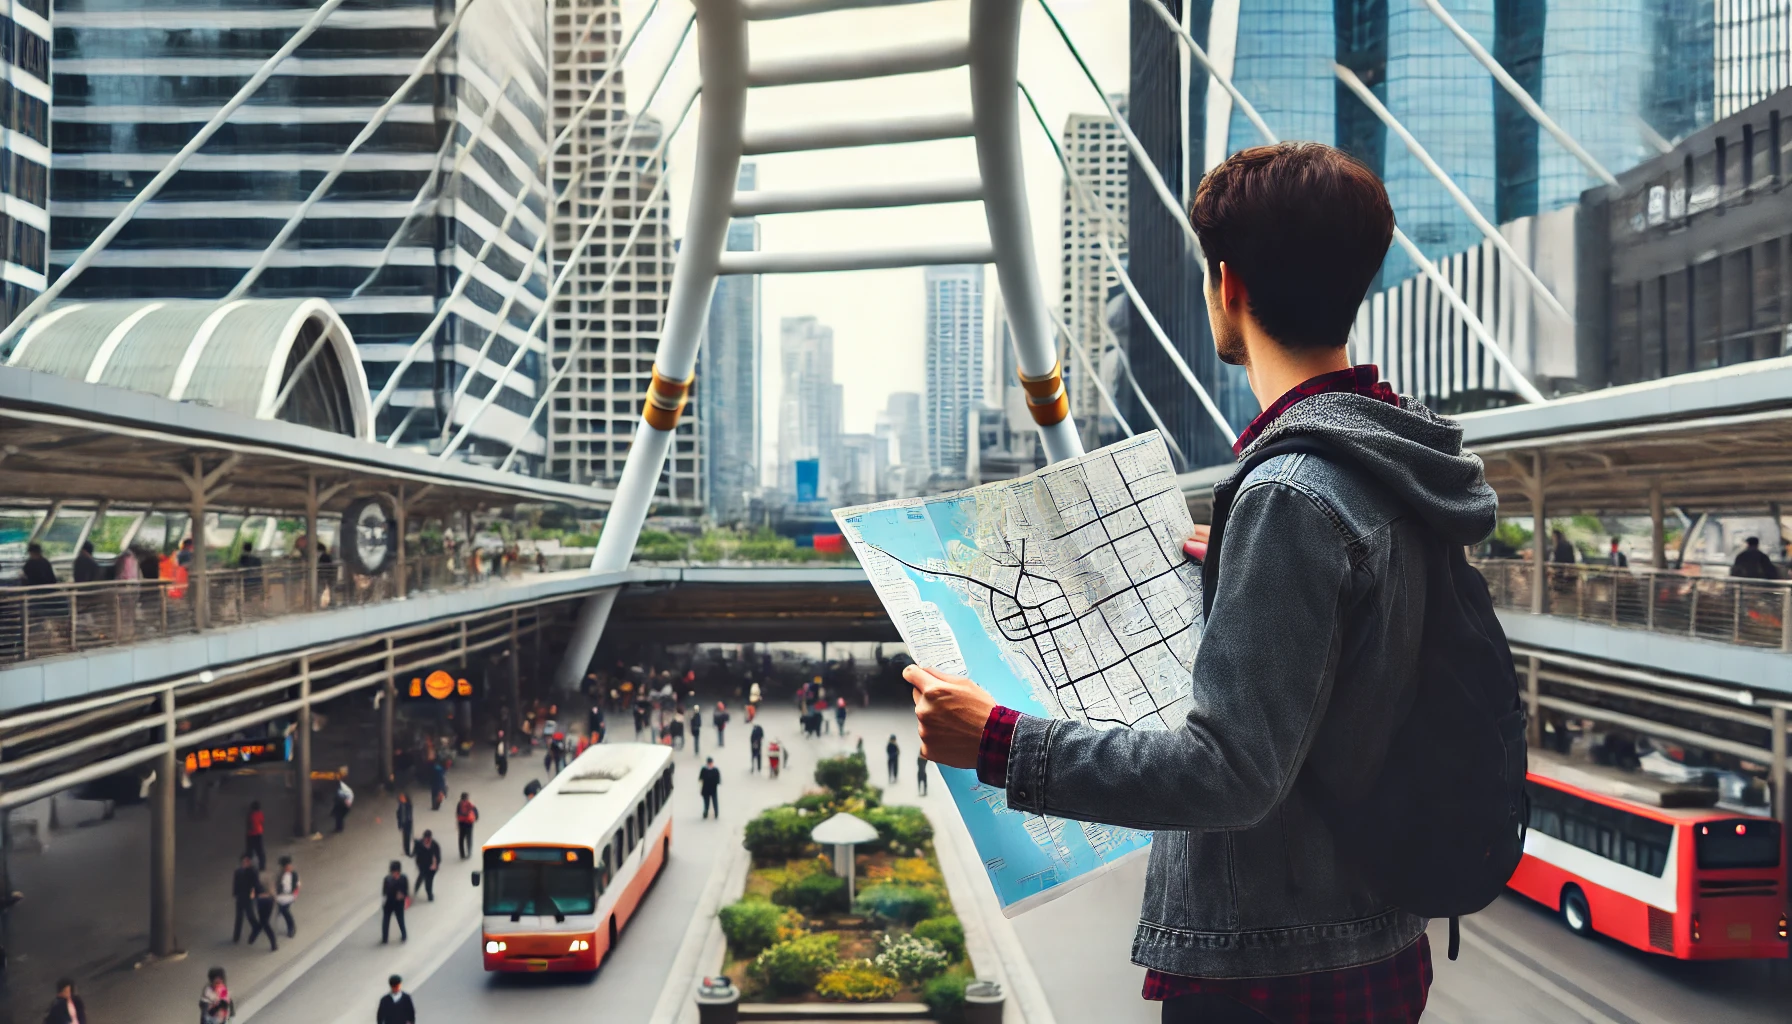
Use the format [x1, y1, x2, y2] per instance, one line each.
[3, 298, 373, 440]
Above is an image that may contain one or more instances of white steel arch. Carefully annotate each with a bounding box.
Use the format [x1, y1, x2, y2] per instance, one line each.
[555, 0, 1086, 687]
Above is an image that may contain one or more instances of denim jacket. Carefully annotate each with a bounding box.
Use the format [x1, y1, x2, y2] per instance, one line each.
[1002, 393, 1498, 979]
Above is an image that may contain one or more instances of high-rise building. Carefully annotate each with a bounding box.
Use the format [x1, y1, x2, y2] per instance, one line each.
[1715, 0, 1790, 116]
[702, 163, 761, 523]
[0, 0, 48, 331]
[923, 264, 984, 481]
[49, 0, 553, 467]
[777, 315, 843, 502]
[881, 391, 926, 496]
[542, 0, 687, 501]
[1058, 101, 1129, 449]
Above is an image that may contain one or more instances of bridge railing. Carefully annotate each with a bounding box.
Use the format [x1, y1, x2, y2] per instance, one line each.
[0, 552, 587, 666]
[1473, 558, 1792, 651]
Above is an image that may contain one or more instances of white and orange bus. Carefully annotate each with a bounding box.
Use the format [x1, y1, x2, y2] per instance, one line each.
[1509, 750, 1786, 959]
[472, 742, 674, 973]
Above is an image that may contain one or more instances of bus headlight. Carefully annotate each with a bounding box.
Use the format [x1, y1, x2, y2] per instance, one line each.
[485, 940, 506, 954]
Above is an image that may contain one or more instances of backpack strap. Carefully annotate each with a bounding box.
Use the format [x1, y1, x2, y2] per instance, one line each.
[1201, 437, 1346, 617]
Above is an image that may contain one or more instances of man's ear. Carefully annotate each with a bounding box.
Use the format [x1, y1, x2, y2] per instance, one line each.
[1218, 261, 1249, 314]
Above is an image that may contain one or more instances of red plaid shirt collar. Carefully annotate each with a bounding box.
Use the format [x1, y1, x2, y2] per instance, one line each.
[1231, 364, 1399, 457]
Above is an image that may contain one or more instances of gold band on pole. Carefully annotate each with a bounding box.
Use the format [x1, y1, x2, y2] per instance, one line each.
[641, 366, 694, 431]
[1018, 362, 1070, 426]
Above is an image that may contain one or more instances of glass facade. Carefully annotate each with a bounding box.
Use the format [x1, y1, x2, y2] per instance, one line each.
[1715, 0, 1791, 117]
[1057, 104, 1128, 451]
[922, 264, 983, 481]
[701, 162, 760, 522]
[0, 0, 50, 330]
[49, 0, 551, 468]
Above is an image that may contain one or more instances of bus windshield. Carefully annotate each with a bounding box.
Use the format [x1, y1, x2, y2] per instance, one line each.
[1695, 820, 1781, 870]
[483, 847, 596, 917]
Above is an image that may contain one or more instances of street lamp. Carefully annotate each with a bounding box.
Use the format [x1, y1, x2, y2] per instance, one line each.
[811, 812, 879, 904]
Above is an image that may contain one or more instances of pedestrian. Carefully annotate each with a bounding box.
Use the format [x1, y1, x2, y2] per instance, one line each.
[1606, 536, 1628, 568]
[274, 855, 300, 938]
[243, 800, 266, 870]
[835, 696, 848, 736]
[914, 754, 928, 796]
[376, 974, 416, 1024]
[428, 759, 447, 810]
[886, 735, 900, 783]
[395, 792, 414, 855]
[698, 757, 721, 819]
[495, 728, 511, 776]
[551, 732, 567, 773]
[816, 698, 830, 734]
[670, 715, 684, 750]
[1550, 528, 1576, 564]
[245, 872, 278, 951]
[523, 778, 541, 801]
[690, 707, 703, 755]
[332, 777, 354, 832]
[455, 792, 479, 859]
[412, 831, 441, 902]
[380, 861, 410, 944]
[713, 702, 730, 747]
[748, 680, 762, 708]
[199, 967, 232, 1024]
[767, 739, 783, 779]
[588, 699, 604, 740]
[44, 977, 87, 1024]
[72, 541, 100, 584]
[231, 854, 258, 942]
[1731, 536, 1780, 579]
[749, 723, 764, 773]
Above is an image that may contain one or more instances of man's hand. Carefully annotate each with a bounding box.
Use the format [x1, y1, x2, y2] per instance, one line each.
[1182, 523, 1211, 562]
[904, 665, 996, 769]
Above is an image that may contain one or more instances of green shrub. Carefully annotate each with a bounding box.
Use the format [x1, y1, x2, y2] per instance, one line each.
[913, 916, 965, 961]
[873, 932, 950, 982]
[751, 934, 840, 994]
[814, 752, 869, 795]
[815, 961, 901, 1001]
[863, 805, 933, 853]
[792, 792, 834, 815]
[744, 806, 815, 862]
[718, 898, 804, 958]
[922, 971, 969, 1023]
[853, 883, 938, 925]
[775, 867, 847, 915]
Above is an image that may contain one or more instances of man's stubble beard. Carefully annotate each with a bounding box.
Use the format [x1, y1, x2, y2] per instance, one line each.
[1208, 291, 1249, 367]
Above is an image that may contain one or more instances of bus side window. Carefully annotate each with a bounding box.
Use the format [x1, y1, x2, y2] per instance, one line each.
[615, 830, 625, 867]
[637, 801, 647, 836]
[627, 817, 636, 852]
[596, 848, 609, 895]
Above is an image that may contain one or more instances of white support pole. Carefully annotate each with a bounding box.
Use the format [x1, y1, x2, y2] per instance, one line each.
[972, 0, 1083, 464]
[1107, 324, 1189, 468]
[1334, 63, 1573, 327]
[1049, 305, 1132, 438]
[555, 0, 749, 690]
[0, 0, 350, 352]
[1419, 0, 1616, 187]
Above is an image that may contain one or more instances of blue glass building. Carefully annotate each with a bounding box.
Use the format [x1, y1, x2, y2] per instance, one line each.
[701, 162, 761, 523]
[0, 0, 49, 329]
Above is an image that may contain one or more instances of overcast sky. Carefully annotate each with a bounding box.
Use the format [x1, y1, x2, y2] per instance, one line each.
[616, 0, 1129, 471]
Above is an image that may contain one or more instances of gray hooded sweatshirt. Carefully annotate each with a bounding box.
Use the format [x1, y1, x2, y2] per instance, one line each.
[1002, 391, 1499, 980]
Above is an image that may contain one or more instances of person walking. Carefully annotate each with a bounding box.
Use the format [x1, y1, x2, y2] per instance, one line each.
[231, 854, 258, 942]
[376, 975, 416, 1024]
[835, 697, 848, 737]
[245, 873, 278, 952]
[243, 801, 266, 870]
[380, 861, 410, 944]
[44, 977, 87, 1024]
[332, 777, 354, 832]
[494, 728, 509, 777]
[886, 735, 900, 783]
[669, 715, 684, 751]
[199, 967, 232, 1024]
[1731, 536, 1780, 579]
[713, 702, 730, 747]
[454, 793, 479, 859]
[915, 754, 927, 796]
[587, 700, 604, 741]
[690, 707, 703, 755]
[698, 757, 721, 819]
[428, 759, 447, 810]
[749, 723, 764, 773]
[72, 541, 100, 584]
[395, 792, 414, 855]
[767, 739, 783, 779]
[274, 855, 300, 938]
[412, 831, 441, 902]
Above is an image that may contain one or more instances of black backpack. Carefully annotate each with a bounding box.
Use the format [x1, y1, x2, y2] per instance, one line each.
[1203, 437, 1528, 960]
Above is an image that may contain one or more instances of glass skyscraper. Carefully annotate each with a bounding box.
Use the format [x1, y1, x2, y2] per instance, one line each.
[922, 264, 983, 481]
[0, 0, 48, 330]
[702, 162, 761, 523]
[49, 0, 551, 468]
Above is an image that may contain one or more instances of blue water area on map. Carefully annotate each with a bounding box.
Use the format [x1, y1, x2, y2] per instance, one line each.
[843, 501, 1153, 912]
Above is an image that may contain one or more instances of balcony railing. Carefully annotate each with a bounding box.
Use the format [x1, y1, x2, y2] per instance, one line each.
[1474, 559, 1792, 652]
[0, 552, 587, 666]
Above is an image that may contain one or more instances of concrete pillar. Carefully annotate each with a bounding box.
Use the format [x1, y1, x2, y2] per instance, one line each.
[188, 456, 210, 631]
[296, 656, 313, 837]
[382, 637, 396, 788]
[1526, 656, 1541, 747]
[26, 499, 62, 544]
[305, 474, 321, 612]
[1649, 482, 1666, 570]
[150, 689, 178, 956]
[1530, 451, 1548, 614]
[1772, 705, 1786, 825]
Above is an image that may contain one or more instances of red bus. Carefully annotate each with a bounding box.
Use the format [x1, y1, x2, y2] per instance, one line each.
[1508, 751, 1786, 959]
[472, 743, 673, 972]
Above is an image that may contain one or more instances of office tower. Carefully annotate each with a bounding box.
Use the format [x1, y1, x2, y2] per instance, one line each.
[881, 391, 926, 496]
[702, 163, 761, 522]
[1647, 0, 1716, 139]
[923, 264, 984, 481]
[839, 433, 884, 504]
[1715, 0, 1791, 116]
[50, 0, 553, 467]
[777, 315, 843, 501]
[1058, 101, 1130, 449]
[0, 0, 47, 331]
[544, 0, 686, 499]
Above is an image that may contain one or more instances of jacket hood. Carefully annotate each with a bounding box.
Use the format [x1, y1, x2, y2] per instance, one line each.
[1240, 391, 1498, 546]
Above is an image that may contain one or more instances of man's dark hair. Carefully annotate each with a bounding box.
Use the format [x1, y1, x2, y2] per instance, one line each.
[1746, 536, 1761, 547]
[1190, 142, 1394, 349]
[389, 860, 402, 872]
[389, 974, 403, 987]
[26, 543, 41, 557]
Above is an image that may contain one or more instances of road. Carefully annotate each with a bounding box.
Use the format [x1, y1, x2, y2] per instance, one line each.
[243, 706, 1789, 1023]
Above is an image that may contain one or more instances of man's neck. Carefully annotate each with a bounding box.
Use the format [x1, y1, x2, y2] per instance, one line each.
[1242, 330, 1352, 409]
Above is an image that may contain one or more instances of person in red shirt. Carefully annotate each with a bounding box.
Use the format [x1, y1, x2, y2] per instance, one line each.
[244, 801, 266, 870]
[454, 793, 478, 860]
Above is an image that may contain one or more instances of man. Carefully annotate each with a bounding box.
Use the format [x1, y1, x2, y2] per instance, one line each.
[588, 700, 605, 743]
[380, 861, 410, 944]
[835, 697, 848, 737]
[908, 144, 1495, 1023]
[886, 735, 901, 784]
[244, 800, 266, 870]
[914, 753, 927, 797]
[395, 792, 414, 856]
[177, 538, 195, 568]
[1731, 536, 1780, 579]
[713, 702, 730, 747]
[72, 542, 101, 584]
[19, 543, 55, 586]
[749, 722, 765, 773]
[231, 854, 259, 942]
[1607, 537, 1628, 568]
[1551, 529, 1576, 564]
[412, 830, 441, 901]
[333, 776, 354, 832]
[523, 778, 542, 801]
[238, 542, 262, 570]
[454, 792, 479, 859]
[698, 757, 721, 819]
[44, 977, 87, 1024]
[494, 729, 509, 777]
[274, 855, 300, 938]
[690, 706, 703, 755]
[245, 871, 278, 951]
[377, 975, 416, 1024]
[428, 759, 447, 809]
